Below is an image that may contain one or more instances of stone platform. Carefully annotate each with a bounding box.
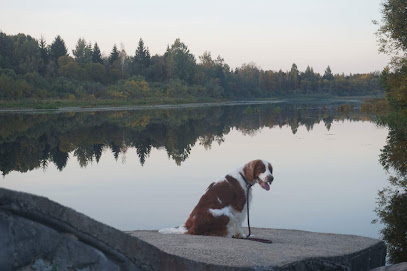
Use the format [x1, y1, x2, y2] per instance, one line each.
[129, 228, 386, 270]
[0, 188, 386, 270]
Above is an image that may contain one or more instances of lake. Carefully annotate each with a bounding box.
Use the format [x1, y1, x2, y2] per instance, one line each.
[0, 100, 389, 239]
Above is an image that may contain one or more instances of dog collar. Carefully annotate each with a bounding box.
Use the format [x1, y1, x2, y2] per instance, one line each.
[239, 172, 253, 190]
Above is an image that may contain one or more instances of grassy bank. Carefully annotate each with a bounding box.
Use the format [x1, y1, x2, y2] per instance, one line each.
[0, 97, 229, 110]
[0, 94, 384, 110]
[280, 93, 385, 102]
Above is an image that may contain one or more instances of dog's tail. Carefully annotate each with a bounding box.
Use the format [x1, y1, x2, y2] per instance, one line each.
[158, 225, 188, 234]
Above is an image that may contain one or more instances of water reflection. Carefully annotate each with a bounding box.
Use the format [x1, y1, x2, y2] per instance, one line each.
[0, 102, 377, 176]
[374, 111, 407, 263]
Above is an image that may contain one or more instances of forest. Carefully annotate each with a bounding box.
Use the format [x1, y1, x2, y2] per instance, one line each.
[0, 31, 383, 102]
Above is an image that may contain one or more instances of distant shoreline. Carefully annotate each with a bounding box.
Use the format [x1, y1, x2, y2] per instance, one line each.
[0, 95, 383, 113]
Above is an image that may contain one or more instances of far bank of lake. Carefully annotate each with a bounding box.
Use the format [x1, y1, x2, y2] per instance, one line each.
[0, 94, 385, 111]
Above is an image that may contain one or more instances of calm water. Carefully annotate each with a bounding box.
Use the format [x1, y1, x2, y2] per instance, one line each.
[0, 101, 389, 239]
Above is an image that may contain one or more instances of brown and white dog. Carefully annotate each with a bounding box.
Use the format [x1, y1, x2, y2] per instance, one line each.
[159, 159, 274, 238]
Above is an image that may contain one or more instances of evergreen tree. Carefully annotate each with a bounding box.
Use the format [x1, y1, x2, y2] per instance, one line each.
[303, 66, 317, 81]
[133, 38, 151, 75]
[72, 38, 92, 64]
[323, 66, 334, 80]
[92, 43, 103, 63]
[50, 35, 67, 62]
[38, 36, 49, 75]
[146, 48, 151, 62]
[135, 38, 150, 66]
[289, 63, 299, 89]
[304, 66, 313, 77]
[135, 39, 145, 59]
[109, 44, 119, 64]
[39, 36, 49, 64]
[301, 66, 319, 94]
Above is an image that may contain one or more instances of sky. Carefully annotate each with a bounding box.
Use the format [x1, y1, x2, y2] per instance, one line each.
[0, 0, 390, 74]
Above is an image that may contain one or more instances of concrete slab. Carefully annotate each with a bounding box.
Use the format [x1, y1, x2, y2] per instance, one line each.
[129, 228, 386, 270]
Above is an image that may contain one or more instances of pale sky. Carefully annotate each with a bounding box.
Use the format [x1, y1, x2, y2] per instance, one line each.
[0, 0, 389, 74]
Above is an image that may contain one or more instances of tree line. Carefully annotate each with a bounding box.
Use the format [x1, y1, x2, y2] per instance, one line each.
[0, 31, 383, 101]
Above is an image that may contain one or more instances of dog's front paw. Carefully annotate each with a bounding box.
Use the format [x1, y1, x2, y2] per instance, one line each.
[232, 232, 246, 239]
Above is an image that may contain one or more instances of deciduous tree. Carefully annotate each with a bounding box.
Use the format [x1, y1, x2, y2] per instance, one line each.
[164, 38, 196, 83]
[12, 33, 42, 74]
[57, 56, 88, 81]
[375, 0, 407, 55]
[375, 0, 407, 109]
[0, 32, 14, 70]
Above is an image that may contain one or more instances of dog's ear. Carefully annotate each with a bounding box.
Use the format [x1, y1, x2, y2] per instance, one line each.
[243, 160, 263, 184]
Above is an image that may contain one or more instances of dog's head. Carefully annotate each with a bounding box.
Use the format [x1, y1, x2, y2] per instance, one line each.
[242, 159, 274, 191]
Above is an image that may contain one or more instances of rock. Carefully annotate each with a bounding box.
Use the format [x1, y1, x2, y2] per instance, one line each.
[0, 188, 386, 270]
[0, 188, 208, 271]
[129, 229, 386, 270]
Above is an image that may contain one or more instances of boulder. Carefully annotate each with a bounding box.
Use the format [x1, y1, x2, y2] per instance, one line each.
[0, 188, 386, 270]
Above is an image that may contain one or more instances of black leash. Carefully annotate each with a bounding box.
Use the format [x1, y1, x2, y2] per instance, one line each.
[239, 172, 273, 244]
[239, 172, 253, 237]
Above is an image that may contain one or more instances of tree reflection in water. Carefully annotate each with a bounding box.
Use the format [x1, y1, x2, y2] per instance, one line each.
[0, 102, 378, 176]
[374, 111, 407, 263]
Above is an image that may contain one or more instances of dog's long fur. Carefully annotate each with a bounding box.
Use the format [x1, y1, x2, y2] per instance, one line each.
[159, 160, 274, 238]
